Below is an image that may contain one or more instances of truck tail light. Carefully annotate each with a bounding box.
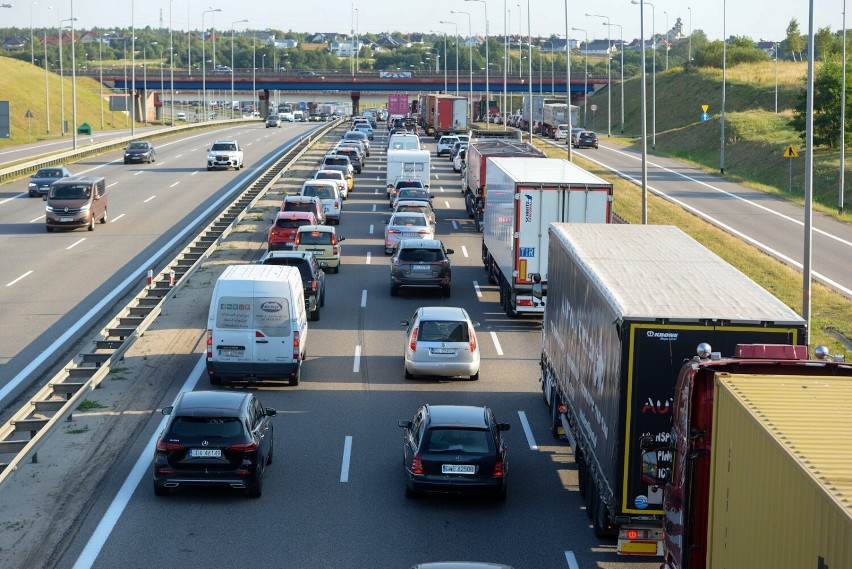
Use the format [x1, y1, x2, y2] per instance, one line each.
[206, 329, 213, 360]
[517, 298, 534, 307]
[293, 330, 301, 360]
[409, 327, 418, 352]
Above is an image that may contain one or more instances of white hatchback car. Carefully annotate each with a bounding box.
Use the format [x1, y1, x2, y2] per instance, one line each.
[436, 135, 459, 156]
[313, 169, 349, 200]
[401, 306, 480, 381]
[384, 212, 433, 254]
[300, 180, 342, 225]
[554, 124, 569, 140]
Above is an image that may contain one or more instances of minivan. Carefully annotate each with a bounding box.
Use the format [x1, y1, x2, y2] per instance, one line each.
[206, 264, 308, 386]
[44, 175, 108, 232]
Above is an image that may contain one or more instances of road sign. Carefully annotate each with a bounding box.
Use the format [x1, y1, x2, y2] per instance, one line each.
[701, 104, 709, 113]
[701, 112, 709, 121]
[25, 110, 33, 118]
[783, 145, 799, 158]
[590, 104, 598, 112]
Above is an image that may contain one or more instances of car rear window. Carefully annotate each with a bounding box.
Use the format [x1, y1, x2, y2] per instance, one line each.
[324, 157, 348, 165]
[395, 181, 424, 190]
[276, 218, 313, 229]
[417, 319, 469, 342]
[316, 172, 340, 180]
[169, 416, 244, 438]
[396, 205, 428, 215]
[397, 189, 429, 200]
[262, 258, 311, 280]
[302, 185, 334, 199]
[283, 202, 316, 213]
[299, 231, 333, 245]
[398, 248, 443, 262]
[392, 215, 427, 227]
[423, 428, 491, 454]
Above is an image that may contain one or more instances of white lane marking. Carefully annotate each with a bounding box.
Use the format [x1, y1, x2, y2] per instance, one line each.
[372, 204, 376, 212]
[461, 245, 469, 258]
[190, 147, 197, 151]
[366, 252, 372, 265]
[191, 170, 199, 176]
[473, 280, 482, 298]
[133, 171, 143, 176]
[444, 200, 450, 209]
[517, 411, 538, 451]
[451, 220, 458, 230]
[353, 345, 362, 372]
[565, 551, 579, 569]
[440, 186, 445, 192]
[169, 182, 180, 188]
[361, 289, 368, 307]
[247, 142, 253, 146]
[374, 188, 378, 194]
[376, 175, 380, 181]
[157, 162, 166, 167]
[29, 215, 43, 223]
[369, 224, 374, 234]
[0, 194, 25, 205]
[144, 196, 156, 203]
[107, 182, 118, 188]
[66, 238, 86, 250]
[6, 271, 33, 287]
[490, 331, 504, 356]
[340, 436, 353, 483]
[175, 154, 182, 158]
[72, 357, 204, 569]
[110, 213, 125, 223]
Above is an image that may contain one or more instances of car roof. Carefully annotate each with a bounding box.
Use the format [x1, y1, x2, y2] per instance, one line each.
[275, 210, 316, 220]
[284, 195, 320, 202]
[395, 200, 432, 209]
[174, 390, 250, 415]
[398, 238, 442, 249]
[316, 169, 345, 177]
[424, 405, 488, 429]
[297, 224, 335, 233]
[303, 179, 338, 188]
[212, 139, 238, 143]
[261, 250, 315, 262]
[418, 306, 469, 320]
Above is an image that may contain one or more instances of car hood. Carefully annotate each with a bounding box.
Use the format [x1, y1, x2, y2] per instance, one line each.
[31, 176, 63, 185]
[125, 148, 150, 154]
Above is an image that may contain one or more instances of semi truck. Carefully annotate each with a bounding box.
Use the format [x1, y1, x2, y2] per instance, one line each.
[521, 96, 563, 131]
[640, 344, 852, 569]
[420, 94, 468, 138]
[541, 103, 580, 138]
[387, 94, 410, 116]
[463, 140, 546, 218]
[481, 158, 612, 317]
[538, 223, 808, 556]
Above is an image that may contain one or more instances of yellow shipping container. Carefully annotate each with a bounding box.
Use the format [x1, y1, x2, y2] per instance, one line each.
[707, 374, 852, 569]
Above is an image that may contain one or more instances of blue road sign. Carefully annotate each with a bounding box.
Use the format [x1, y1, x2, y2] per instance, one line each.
[701, 112, 710, 121]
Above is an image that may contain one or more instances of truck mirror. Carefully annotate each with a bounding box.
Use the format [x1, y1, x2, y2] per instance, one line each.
[641, 450, 660, 485]
[639, 434, 655, 451]
[162, 406, 173, 416]
[531, 273, 543, 302]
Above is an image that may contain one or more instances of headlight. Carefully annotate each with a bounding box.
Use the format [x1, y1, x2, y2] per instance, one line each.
[29, 182, 37, 188]
[46, 205, 55, 213]
[79, 203, 91, 211]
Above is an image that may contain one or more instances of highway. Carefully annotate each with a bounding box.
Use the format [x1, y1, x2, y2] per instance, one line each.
[34, 127, 658, 569]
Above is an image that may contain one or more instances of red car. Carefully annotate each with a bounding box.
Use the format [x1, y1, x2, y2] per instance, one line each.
[268, 211, 318, 251]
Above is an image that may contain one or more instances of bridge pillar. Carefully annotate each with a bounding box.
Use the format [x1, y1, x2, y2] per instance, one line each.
[350, 91, 361, 116]
[259, 89, 270, 118]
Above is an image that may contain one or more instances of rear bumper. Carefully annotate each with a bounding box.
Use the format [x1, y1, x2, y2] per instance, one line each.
[206, 360, 300, 380]
[405, 358, 478, 378]
[405, 472, 506, 495]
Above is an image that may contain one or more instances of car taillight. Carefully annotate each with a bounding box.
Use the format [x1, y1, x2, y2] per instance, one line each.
[411, 453, 424, 475]
[492, 458, 504, 478]
[206, 329, 213, 360]
[388, 229, 400, 235]
[417, 229, 430, 235]
[332, 246, 339, 255]
[156, 441, 183, 452]
[294, 233, 301, 245]
[227, 442, 258, 452]
[293, 330, 300, 360]
[470, 329, 477, 353]
[409, 326, 418, 352]
[334, 200, 339, 208]
[311, 280, 318, 292]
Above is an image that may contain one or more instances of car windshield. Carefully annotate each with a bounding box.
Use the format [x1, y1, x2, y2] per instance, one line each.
[397, 189, 429, 200]
[128, 142, 148, 150]
[36, 169, 63, 178]
[276, 218, 313, 229]
[49, 184, 91, 199]
[391, 215, 427, 227]
[423, 428, 491, 454]
[299, 231, 332, 245]
[169, 416, 243, 438]
[398, 248, 443, 262]
[417, 319, 470, 343]
[211, 143, 237, 151]
[395, 181, 424, 190]
[302, 185, 334, 199]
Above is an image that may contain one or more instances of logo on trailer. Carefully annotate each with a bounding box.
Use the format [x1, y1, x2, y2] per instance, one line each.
[634, 495, 649, 509]
[523, 194, 534, 222]
[646, 330, 679, 341]
[260, 301, 283, 312]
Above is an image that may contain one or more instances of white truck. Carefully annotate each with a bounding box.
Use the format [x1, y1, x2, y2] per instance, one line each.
[481, 157, 613, 317]
[385, 149, 431, 195]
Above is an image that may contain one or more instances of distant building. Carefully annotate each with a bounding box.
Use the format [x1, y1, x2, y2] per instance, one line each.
[330, 40, 364, 57]
[3, 36, 27, 51]
[581, 39, 616, 56]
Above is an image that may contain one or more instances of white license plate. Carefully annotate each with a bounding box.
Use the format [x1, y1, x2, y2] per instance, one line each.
[218, 349, 244, 358]
[59, 216, 73, 222]
[189, 449, 222, 458]
[442, 464, 475, 474]
[430, 347, 457, 355]
[402, 232, 418, 237]
[410, 265, 431, 272]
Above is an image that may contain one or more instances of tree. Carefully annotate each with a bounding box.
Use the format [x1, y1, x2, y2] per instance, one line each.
[784, 18, 805, 61]
[814, 26, 838, 60]
[790, 56, 850, 147]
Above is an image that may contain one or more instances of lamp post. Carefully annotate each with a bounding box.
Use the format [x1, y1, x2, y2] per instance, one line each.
[261, 53, 266, 71]
[251, 31, 256, 115]
[663, 11, 669, 71]
[58, 16, 77, 138]
[721, 0, 726, 173]
[169, 0, 175, 126]
[439, 20, 459, 96]
[607, 22, 624, 134]
[517, 3, 522, 78]
[841, 0, 846, 213]
[632, 0, 655, 148]
[131, 0, 136, 135]
[450, 10, 473, 122]
[503, 1, 508, 123]
[121, 37, 129, 128]
[143, 42, 156, 124]
[69, 0, 77, 149]
[231, 19, 248, 120]
[564, 0, 573, 161]
[526, 0, 532, 139]
[30, 0, 36, 65]
[687, 6, 692, 62]
[98, 35, 104, 129]
[201, 7, 221, 122]
[430, 30, 449, 92]
[466, 0, 489, 126]
[633, 0, 648, 223]
[571, 27, 588, 126]
[355, 7, 359, 74]
[545, 41, 555, 94]
[186, 0, 191, 71]
[587, 13, 612, 137]
[43, 29, 50, 133]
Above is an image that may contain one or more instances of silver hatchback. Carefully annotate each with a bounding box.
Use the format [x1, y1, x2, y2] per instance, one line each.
[401, 306, 480, 380]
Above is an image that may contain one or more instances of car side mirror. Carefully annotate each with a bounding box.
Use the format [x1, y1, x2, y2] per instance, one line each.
[265, 408, 277, 417]
[445, 249, 454, 255]
[471, 321, 480, 328]
[42, 195, 47, 202]
[338, 236, 345, 242]
[161, 406, 173, 416]
[398, 420, 412, 429]
[497, 423, 511, 431]
[399, 320, 409, 326]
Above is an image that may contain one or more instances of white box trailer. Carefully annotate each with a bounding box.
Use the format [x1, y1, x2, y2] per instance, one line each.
[481, 157, 613, 316]
[385, 149, 432, 193]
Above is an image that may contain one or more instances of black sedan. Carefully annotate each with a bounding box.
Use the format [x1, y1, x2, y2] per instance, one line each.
[573, 130, 599, 149]
[398, 405, 509, 500]
[27, 166, 71, 197]
[153, 391, 276, 498]
[124, 141, 157, 163]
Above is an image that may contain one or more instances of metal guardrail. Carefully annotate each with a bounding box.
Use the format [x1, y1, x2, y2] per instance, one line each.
[0, 119, 342, 489]
[0, 117, 261, 185]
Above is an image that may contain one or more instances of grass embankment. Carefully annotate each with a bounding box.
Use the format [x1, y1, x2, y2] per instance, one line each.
[592, 61, 852, 221]
[0, 56, 137, 148]
[528, 137, 851, 356]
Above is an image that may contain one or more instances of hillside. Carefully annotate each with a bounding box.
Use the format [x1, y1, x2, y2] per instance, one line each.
[0, 56, 135, 148]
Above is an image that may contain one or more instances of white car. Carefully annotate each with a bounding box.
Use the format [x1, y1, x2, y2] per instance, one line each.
[206, 139, 244, 171]
[436, 135, 459, 156]
[280, 112, 295, 122]
[313, 169, 349, 200]
[300, 180, 342, 225]
[453, 148, 466, 173]
[384, 211, 433, 254]
[554, 124, 569, 140]
[401, 306, 480, 380]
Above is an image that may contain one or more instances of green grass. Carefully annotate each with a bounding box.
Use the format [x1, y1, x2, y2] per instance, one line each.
[76, 399, 107, 412]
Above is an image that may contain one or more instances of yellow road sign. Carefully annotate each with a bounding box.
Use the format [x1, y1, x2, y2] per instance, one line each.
[783, 145, 799, 158]
[701, 104, 709, 113]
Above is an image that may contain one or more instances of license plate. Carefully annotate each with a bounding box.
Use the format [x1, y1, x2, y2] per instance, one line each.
[442, 464, 475, 474]
[189, 449, 222, 458]
[59, 217, 73, 222]
[323, 207, 329, 212]
[402, 232, 418, 237]
[218, 348, 244, 357]
[411, 265, 431, 272]
[430, 347, 457, 355]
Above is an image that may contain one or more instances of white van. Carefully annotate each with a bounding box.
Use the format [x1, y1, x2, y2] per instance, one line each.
[206, 264, 308, 386]
[300, 180, 342, 225]
[386, 149, 431, 194]
[388, 133, 421, 151]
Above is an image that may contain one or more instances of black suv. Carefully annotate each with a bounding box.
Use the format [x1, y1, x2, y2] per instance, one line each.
[259, 250, 326, 321]
[573, 130, 599, 149]
[153, 391, 276, 498]
[390, 239, 453, 297]
[398, 405, 509, 499]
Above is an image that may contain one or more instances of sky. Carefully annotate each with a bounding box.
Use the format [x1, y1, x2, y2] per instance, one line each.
[0, 0, 844, 44]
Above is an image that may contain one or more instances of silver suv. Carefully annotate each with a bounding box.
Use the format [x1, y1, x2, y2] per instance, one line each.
[207, 139, 244, 171]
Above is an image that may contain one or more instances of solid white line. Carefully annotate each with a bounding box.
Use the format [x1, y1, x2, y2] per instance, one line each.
[451, 220, 458, 230]
[29, 215, 43, 223]
[360, 289, 367, 307]
[66, 238, 86, 250]
[6, 271, 33, 287]
[247, 142, 253, 146]
[157, 162, 166, 167]
[72, 356, 204, 569]
[517, 411, 538, 451]
[110, 213, 125, 223]
[444, 200, 450, 208]
[353, 345, 362, 372]
[490, 331, 504, 356]
[461, 245, 469, 258]
[107, 182, 118, 188]
[366, 252, 372, 265]
[190, 170, 199, 176]
[133, 171, 143, 176]
[472, 280, 482, 298]
[144, 196, 156, 203]
[376, 175, 380, 181]
[190, 147, 197, 151]
[169, 182, 180, 188]
[565, 551, 579, 569]
[0, 194, 26, 205]
[340, 436, 353, 483]
[369, 224, 374, 234]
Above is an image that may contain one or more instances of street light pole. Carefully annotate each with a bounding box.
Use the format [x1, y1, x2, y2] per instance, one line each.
[608, 22, 624, 134]
[69, 0, 77, 149]
[663, 11, 669, 71]
[633, 0, 655, 147]
[202, 7, 221, 122]
[231, 19, 248, 120]
[517, 3, 522, 79]
[564, 0, 572, 161]
[99, 37, 104, 129]
[503, 0, 508, 123]
[571, 27, 587, 126]
[169, 0, 175, 126]
[430, 30, 448, 92]
[131, 0, 136, 135]
[451, 10, 473, 122]
[720, 0, 726, 173]
[527, 0, 532, 139]
[440, 20, 460, 96]
[466, 0, 489, 126]
[252, 31, 256, 115]
[43, 29, 50, 133]
[30, 0, 36, 66]
[840, 0, 846, 213]
[687, 6, 692, 62]
[587, 13, 611, 137]
[143, 43, 149, 125]
[634, 0, 649, 223]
